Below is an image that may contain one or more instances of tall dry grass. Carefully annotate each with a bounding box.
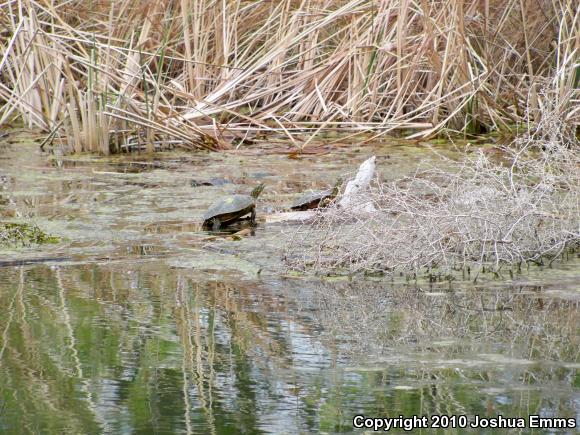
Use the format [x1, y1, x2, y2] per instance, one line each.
[0, 0, 578, 153]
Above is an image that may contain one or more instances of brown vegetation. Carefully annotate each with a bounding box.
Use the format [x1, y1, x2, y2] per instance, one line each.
[0, 0, 578, 153]
[285, 103, 580, 277]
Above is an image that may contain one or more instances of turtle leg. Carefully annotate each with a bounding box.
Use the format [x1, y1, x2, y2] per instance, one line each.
[211, 218, 221, 231]
[250, 208, 256, 226]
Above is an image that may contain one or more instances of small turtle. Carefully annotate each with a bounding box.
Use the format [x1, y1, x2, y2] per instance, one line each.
[290, 178, 343, 211]
[202, 184, 265, 231]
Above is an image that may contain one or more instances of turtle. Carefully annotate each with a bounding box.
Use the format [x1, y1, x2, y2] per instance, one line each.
[290, 178, 343, 211]
[202, 184, 265, 231]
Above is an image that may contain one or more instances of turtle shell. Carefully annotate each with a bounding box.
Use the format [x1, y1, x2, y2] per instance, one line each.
[203, 194, 255, 224]
[291, 189, 333, 211]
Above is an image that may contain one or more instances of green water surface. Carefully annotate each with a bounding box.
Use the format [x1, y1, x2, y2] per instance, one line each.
[0, 133, 578, 434]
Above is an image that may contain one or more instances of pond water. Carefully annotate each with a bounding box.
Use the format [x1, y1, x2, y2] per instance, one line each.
[1, 132, 578, 434]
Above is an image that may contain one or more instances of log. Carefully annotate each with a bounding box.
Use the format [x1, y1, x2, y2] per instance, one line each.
[339, 155, 376, 212]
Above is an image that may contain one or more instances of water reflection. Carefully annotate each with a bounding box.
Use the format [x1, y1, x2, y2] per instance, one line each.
[0, 264, 578, 434]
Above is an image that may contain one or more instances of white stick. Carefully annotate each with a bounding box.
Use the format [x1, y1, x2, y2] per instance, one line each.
[339, 155, 376, 211]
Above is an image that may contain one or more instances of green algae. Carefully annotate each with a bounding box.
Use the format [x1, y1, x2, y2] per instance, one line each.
[0, 221, 60, 247]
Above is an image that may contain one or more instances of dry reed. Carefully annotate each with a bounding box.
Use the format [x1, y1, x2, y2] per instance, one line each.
[0, 0, 578, 153]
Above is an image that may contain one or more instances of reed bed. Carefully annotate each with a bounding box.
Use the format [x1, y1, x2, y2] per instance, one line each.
[0, 0, 578, 153]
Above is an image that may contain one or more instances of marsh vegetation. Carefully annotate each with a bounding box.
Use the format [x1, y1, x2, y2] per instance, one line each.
[0, 1, 579, 434]
[0, 0, 578, 152]
[287, 109, 579, 278]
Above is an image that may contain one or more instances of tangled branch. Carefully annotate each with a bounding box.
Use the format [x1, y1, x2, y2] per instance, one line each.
[285, 102, 579, 278]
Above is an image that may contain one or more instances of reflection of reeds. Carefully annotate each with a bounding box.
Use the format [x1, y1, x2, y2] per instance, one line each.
[0, 268, 99, 432]
[55, 267, 109, 432]
[0, 269, 18, 363]
[1, 1, 578, 152]
[175, 276, 196, 435]
[0, 263, 578, 431]
[175, 276, 216, 435]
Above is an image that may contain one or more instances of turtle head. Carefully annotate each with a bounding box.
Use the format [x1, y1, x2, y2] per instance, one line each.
[251, 183, 265, 199]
